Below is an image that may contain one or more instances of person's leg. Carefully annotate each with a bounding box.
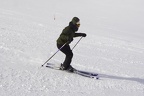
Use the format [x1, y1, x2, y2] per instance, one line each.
[57, 44, 73, 69]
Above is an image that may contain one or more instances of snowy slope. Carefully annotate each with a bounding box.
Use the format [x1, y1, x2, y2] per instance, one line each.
[0, 0, 144, 96]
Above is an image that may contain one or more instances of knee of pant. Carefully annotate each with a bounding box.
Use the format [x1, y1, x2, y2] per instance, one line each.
[67, 52, 73, 58]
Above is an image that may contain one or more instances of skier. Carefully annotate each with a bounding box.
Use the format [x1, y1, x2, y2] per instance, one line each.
[57, 17, 86, 72]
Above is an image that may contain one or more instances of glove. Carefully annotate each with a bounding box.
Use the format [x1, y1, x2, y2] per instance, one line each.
[81, 33, 87, 37]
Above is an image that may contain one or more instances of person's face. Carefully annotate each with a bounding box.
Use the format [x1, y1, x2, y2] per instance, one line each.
[76, 21, 80, 27]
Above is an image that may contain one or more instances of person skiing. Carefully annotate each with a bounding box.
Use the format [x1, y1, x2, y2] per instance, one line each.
[57, 17, 86, 72]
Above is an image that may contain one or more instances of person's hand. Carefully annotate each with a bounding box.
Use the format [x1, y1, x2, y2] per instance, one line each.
[81, 33, 87, 37]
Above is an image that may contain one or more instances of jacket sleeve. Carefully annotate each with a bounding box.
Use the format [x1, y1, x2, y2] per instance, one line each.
[74, 33, 85, 37]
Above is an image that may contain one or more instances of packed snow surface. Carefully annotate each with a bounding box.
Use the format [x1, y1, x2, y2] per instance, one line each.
[0, 0, 144, 96]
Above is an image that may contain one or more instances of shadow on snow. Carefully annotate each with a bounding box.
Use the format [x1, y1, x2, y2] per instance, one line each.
[99, 73, 144, 85]
[82, 70, 144, 85]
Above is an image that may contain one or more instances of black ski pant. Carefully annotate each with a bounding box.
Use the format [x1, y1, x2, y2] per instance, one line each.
[57, 43, 73, 69]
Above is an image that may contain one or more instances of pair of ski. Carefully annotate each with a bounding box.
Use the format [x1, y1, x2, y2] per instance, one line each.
[46, 63, 99, 79]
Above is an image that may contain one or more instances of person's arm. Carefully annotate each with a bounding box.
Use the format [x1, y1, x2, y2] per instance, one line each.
[74, 33, 87, 37]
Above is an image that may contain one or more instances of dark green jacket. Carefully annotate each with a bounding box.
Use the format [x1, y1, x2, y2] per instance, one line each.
[57, 22, 83, 45]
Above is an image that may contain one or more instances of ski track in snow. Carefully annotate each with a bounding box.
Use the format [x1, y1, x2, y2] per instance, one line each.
[0, 7, 144, 96]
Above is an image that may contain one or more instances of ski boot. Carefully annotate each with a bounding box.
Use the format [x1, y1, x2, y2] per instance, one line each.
[60, 64, 75, 73]
[66, 65, 75, 72]
[60, 63, 65, 70]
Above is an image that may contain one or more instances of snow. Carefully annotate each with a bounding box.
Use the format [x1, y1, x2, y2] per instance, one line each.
[0, 0, 144, 96]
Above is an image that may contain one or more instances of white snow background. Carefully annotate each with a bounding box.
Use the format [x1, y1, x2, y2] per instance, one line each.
[0, 0, 144, 96]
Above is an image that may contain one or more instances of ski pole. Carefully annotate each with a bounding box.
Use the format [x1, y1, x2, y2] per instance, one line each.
[41, 42, 67, 67]
[72, 36, 83, 50]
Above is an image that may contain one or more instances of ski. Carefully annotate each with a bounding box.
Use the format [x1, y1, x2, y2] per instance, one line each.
[46, 63, 99, 79]
[74, 70, 99, 79]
